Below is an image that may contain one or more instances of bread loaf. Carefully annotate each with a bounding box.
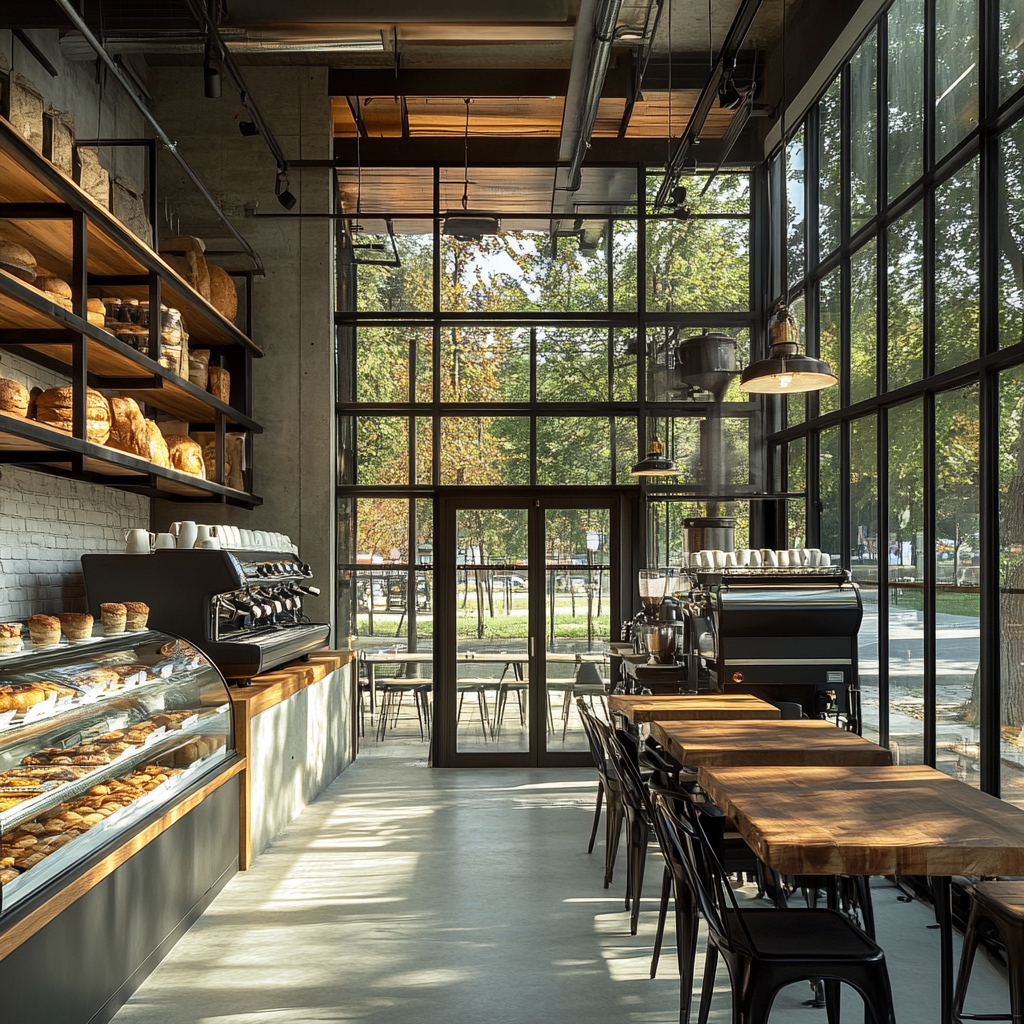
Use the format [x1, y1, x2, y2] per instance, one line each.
[188, 349, 210, 390]
[0, 235, 37, 283]
[33, 275, 73, 312]
[165, 434, 205, 477]
[107, 397, 148, 457]
[87, 298, 105, 328]
[201, 441, 230, 481]
[208, 366, 230, 404]
[142, 420, 170, 468]
[0, 378, 30, 418]
[35, 387, 111, 445]
[162, 236, 210, 301]
[207, 265, 237, 322]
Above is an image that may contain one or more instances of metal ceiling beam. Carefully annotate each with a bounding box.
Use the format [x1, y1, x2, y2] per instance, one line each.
[327, 67, 632, 98]
[653, 0, 764, 209]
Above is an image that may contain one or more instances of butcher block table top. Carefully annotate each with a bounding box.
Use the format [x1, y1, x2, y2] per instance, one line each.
[697, 763, 1024, 878]
[608, 693, 781, 723]
[650, 719, 894, 769]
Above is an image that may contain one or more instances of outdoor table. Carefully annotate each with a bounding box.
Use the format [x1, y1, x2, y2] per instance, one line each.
[697, 764, 1024, 1024]
[608, 693, 781, 724]
[650, 719, 893, 768]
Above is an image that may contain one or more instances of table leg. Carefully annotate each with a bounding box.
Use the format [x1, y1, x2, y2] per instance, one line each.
[931, 875, 953, 1024]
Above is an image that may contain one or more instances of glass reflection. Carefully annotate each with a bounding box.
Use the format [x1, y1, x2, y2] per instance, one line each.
[888, 204, 924, 391]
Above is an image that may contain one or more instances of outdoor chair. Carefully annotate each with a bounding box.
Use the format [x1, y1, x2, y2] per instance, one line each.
[654, 793, 898, 1024]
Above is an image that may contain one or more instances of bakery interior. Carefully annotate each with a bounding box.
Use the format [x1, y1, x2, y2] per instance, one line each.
[1, 0, 1024, 1022]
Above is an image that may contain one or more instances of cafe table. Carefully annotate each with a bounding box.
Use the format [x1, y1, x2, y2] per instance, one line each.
[608, 693, 781, 724]
[650, 718, 894, 768]
[697, 764, 1024, 1024]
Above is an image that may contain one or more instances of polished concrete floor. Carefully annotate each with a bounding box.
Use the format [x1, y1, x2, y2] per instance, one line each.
[110, 759, 1011, 1024]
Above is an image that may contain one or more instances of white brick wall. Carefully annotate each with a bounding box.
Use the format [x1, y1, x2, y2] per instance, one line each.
[0, 353, 150, 622]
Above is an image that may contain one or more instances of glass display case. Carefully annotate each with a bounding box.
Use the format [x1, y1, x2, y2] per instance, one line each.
[0, 629, 234, 914]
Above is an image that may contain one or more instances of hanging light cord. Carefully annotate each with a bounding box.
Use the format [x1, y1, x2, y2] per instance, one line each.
[780, 0, 788, 312]
[667, 0, 673, 167]
[462, 98, 471, 211]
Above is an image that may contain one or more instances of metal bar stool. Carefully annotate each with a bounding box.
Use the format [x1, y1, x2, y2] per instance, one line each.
[953, 880, 1024, 1023]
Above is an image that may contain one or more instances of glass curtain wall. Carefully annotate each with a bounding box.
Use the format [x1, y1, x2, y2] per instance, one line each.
[773, 0, 1024, 800]
[336, 167, 759, 750]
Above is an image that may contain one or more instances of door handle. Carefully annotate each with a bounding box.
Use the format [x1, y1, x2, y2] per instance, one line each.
[530, 636, 535, 657]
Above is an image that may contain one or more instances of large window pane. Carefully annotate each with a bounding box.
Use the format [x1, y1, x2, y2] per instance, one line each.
[819, 77, 842, 257]
[786, 295, 807, 427]
[1000, 118, 1024, 348]
[888, 0, 924, 200]
[935, 0, 978, 159]
[888, 400, 925, 765]
[787, 127, 806, 287]
[935, 159, 980, 373]
[1001, 363, 1024, 805]
[1002, 0, 1024, 102]
[440, 327, 529, 402]
[850, 30, 878, 233]
[536, 418, 611, 485]
[820, 426, 841, 564]
[355, 326, 433, 403]
[440, 417, 529, 485]
[851, 240, 878, 404]
[787, 437, 807, 549]
[349, 229, 433, 313]
[935, 384, 980, 786]
[850, 416, 880, 743]
[888, 204, 925, 391]
[614, 417, 639, 484]
[819, 268, 842, 416]
[536, 327, 611, 402]
[646, 217, 750, 313]
[356, 497, 409, 563]
[357, 416, 409, 484]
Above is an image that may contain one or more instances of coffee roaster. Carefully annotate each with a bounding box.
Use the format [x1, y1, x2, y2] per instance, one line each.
[685, 566, 863, 730]
[82, 549, 330, 683]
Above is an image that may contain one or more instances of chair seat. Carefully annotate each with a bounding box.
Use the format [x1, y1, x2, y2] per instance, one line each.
[972, 880, 1024, 920]
[733, 908, 883, 960]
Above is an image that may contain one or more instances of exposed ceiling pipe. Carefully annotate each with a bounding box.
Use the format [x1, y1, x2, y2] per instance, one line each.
[653, 0, 764, 209]
[557, 0, 624, 193]
[48, 0, 263, 272]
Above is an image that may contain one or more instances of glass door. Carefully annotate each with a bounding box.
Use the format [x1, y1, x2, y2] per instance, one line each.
[436, 495, 618, 767]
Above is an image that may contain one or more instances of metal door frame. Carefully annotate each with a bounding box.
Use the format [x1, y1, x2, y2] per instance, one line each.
[433, 487, 636, 767]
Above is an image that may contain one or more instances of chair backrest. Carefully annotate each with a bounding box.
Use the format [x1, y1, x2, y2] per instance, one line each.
[577, 698, 612, 782]
[575, 661, 606, 688]
[605, 728, 652, 816]
[770, 700, 807, 720]
[652, 791, 756, 955]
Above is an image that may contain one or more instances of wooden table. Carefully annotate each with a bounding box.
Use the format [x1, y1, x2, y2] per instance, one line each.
[608, 693, 781, 723]
[698, 764, 1024, 1024]
[650, 719, 893, 768]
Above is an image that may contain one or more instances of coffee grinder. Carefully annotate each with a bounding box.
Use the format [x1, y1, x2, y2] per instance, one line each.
[630, 569, 688, 664]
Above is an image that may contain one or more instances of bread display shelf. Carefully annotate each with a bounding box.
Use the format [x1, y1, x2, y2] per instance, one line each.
[0, 411, 262, 508]
[0, 269, 260, 430]
[0, 117, 262, 356]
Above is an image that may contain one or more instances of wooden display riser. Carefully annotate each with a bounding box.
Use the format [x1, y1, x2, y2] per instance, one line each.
[229, 651, 358, 869]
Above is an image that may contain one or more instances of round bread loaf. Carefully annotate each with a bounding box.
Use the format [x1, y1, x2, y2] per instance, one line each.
[207, 366, 230, 404]
[0, 378, 30, 418]
[207, 265, 238, 322]
[87, 298, 105, 328]
[34, 275, 73, 312]
[35, 387, 111, 445]
[165, 435, 205, 477]
[141, 421, 170, 468]
[106, 397, 148, 457]
[0, 236, 37, 283]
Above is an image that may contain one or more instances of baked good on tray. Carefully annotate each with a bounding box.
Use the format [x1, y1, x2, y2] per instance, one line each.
[32, 275, 73, 312]
[207, 264, 237, 322]
[27, 615, 60, 646]
[141, 421, 170, 468]
[100, 603, 126, 635]
[0, 378, 30, 418]
[58, 612, 93, 642]
[87, 298, 106, 328]
[0, 624, 24, 654]
[123, 602, 150, 631]
[207, 366, 230, 404]
[0, 236, 37, 283]
[165, 435, 205, 477]
[106, 396, 148, 457]
[35, 387, 112, 445]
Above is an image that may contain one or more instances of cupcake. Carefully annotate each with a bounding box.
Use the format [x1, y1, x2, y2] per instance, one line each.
[123, 602, 150, 632]
[100, 603, 127, 635]
[59, 613, 94, 642]
[27, 615, 61, 646]
[0, 623, 24, 654]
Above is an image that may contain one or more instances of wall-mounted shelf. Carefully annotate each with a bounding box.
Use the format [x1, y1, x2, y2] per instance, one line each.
[0, 116, 264, 506]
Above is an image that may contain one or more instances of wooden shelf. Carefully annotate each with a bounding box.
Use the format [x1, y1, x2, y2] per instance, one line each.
[0, 411, 262, 508]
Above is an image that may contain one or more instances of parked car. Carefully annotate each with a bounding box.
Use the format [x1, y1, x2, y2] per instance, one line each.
[491, 574, 527, 590]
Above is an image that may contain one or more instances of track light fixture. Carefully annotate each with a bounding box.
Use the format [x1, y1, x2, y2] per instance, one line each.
[275, 170, 296, 210]
[717, 57, 742, 110]
[204, 59, 222, 98]
[671, 185, 691, 221]
[238, 120, 259, 137]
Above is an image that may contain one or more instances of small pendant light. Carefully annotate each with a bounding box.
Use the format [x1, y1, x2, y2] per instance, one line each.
[631, 419, 678, 476]
[739, 303, 838, 393]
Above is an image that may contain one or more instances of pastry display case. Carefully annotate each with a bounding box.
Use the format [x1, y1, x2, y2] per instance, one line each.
[0, 628, 234, 915]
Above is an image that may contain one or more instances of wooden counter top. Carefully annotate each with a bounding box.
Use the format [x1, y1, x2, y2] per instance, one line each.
[608, 693, 780, 723]
[228, 651, 355, 718]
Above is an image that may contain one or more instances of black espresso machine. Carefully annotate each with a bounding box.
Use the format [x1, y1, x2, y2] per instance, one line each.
[82, 549, 330, 683]
[684, 565, 864, 730]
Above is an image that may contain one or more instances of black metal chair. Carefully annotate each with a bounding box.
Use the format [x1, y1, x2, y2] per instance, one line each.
[577, 699, 626, 888]
[653, 792, 898, 1024]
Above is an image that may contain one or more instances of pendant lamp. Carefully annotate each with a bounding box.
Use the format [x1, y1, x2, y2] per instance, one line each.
[631, 423, 677, 476]
[739, 303, 838, 393]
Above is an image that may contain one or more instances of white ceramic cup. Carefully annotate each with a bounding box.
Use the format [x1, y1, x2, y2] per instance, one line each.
[749, 549, 762, 567]
[788, 548, 803, 566]
[125, 529, 154, 554]
[776, 550, 790, 567]
[713, 549, 726, 568]
[170, 521, 198, 549]
[154, 532, 176, 550]
[807, 548, 821, 566]
[199, 538, 221, 549]
[802, 548, 814, 567]
[736, 549, 751, 566]
[197, 524, 220, 545]
[240, 529, 254, 549]
[700, 550, 713, 569]
[762, 549, 778, 567]
[724, 552, 737, 567]
[227, 525, 241, 548]
[689, 552, 702, 568]
[819, 552, 832, 567]
[255, 530, 268, 550]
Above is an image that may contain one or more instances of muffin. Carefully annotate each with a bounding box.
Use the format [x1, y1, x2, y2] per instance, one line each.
[59, 613, 94, 642]
[0, 623, 23, 654]
[100, 603, 126, 635]
[0, 378, 30, 418]
[27, 615, 61, 646]
[123, 602, 150, 631]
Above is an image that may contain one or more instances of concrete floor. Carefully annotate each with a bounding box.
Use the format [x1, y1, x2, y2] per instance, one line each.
[110, 759, 1012, 1024]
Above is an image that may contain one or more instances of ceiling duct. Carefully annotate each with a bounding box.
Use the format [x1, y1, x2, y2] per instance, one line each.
[60, 27, 385, 60]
